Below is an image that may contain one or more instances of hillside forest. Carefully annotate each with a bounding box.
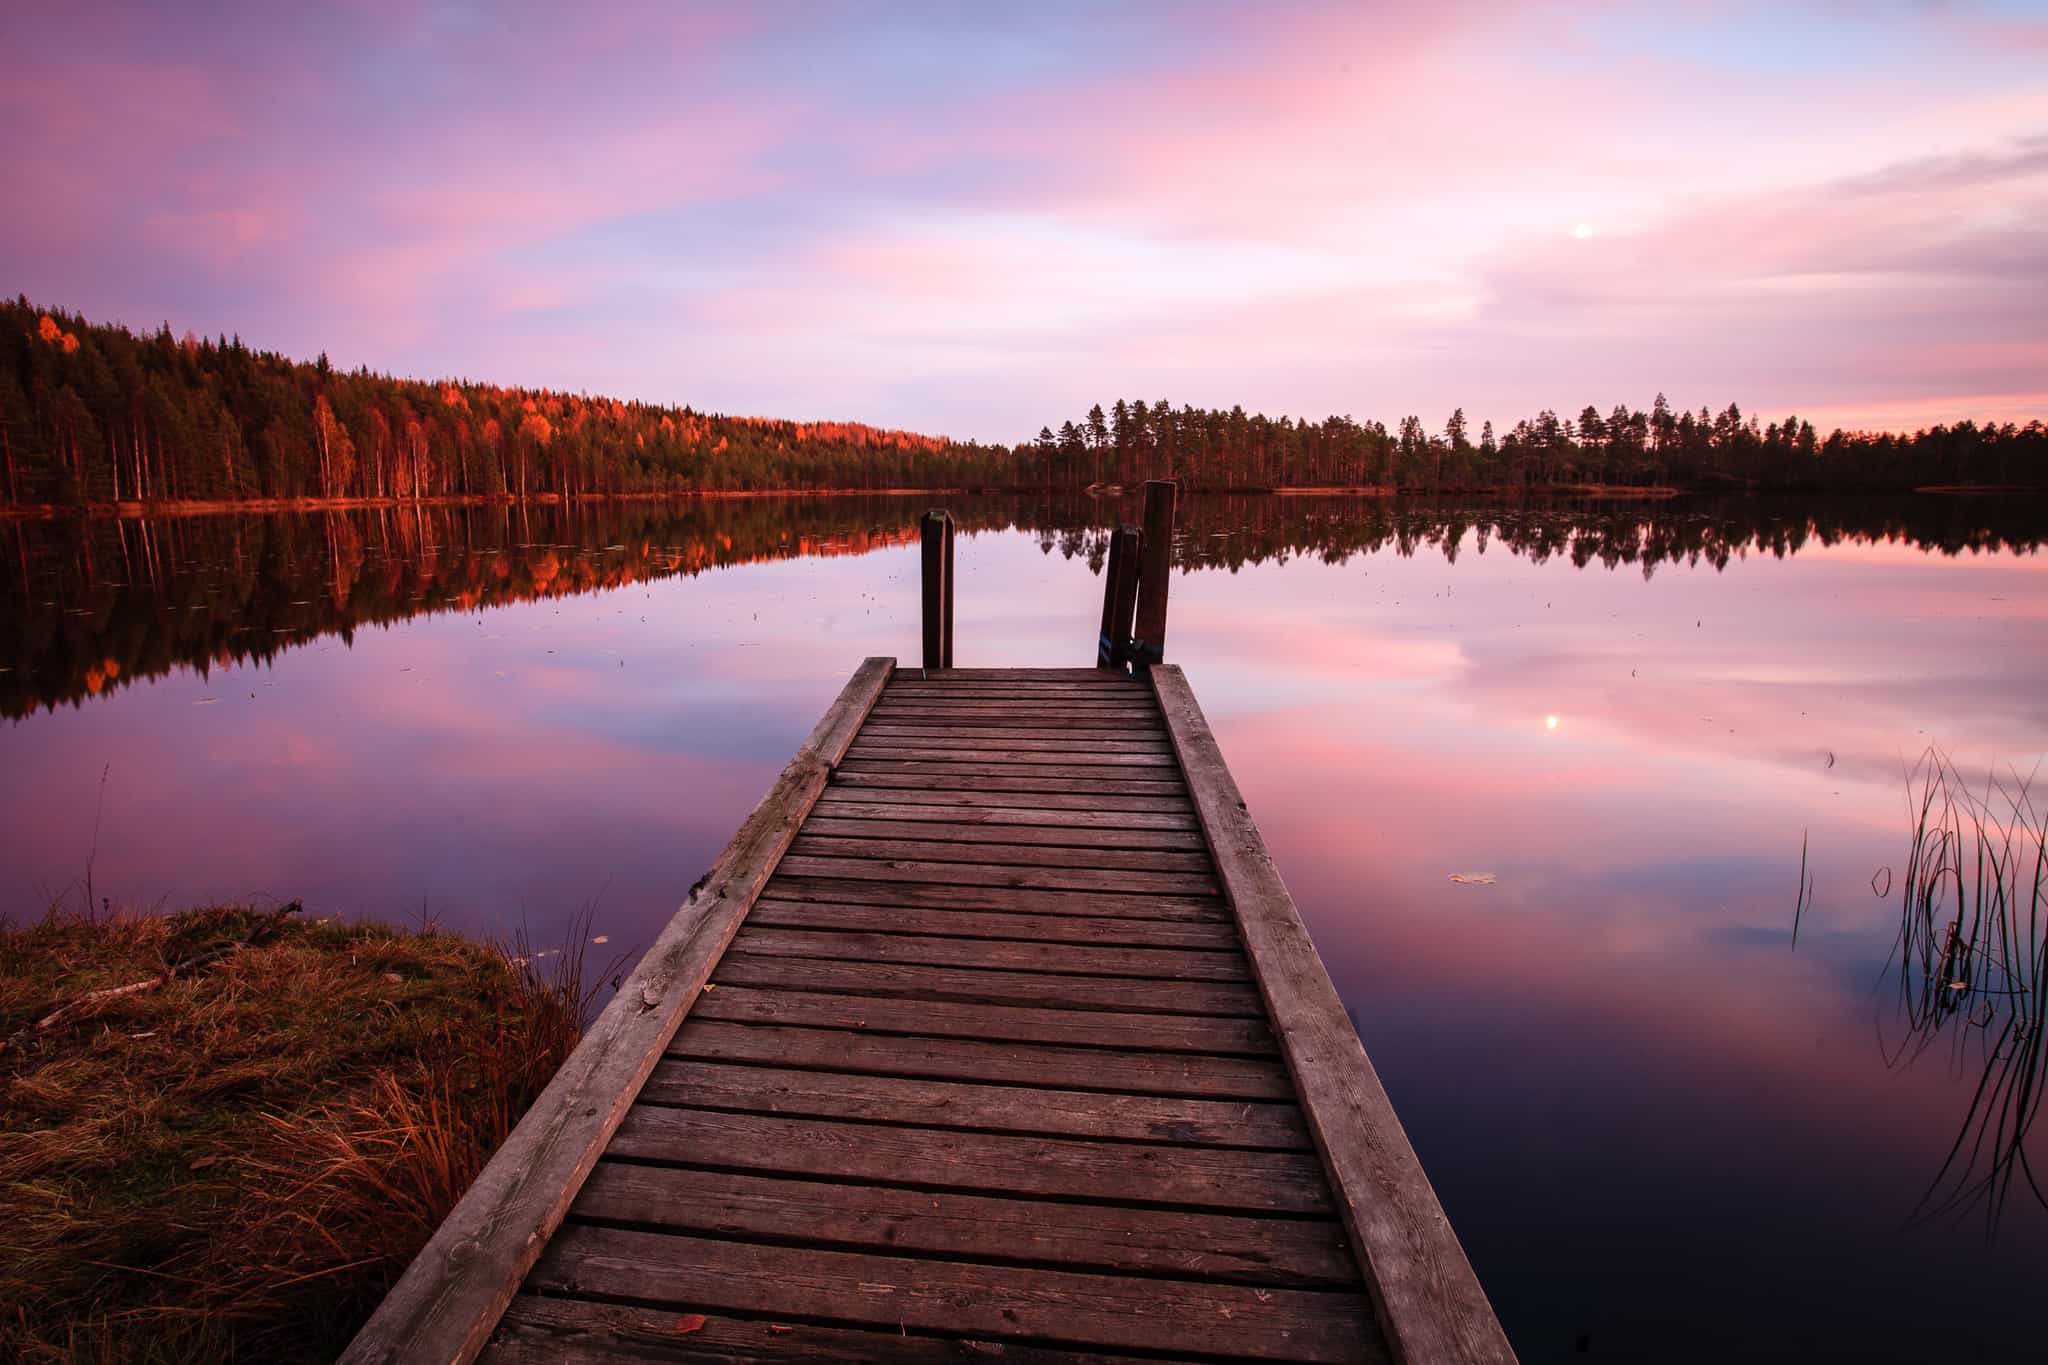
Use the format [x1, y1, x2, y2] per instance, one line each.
[3, 298, 2042, 510]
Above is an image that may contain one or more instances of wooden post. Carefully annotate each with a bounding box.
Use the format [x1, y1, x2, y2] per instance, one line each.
[921, 509, 953, 670]
[1096, 524, 1141, 670]
[1133, 479, 1177, 667]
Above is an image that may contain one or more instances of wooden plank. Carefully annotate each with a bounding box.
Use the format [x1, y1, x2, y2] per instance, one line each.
[853, 737, 1172, 758]
[666, 1020, 1290, 1099]
[810, 793, 1198, 825]
[569, 1164, 1358, 1286]
[1151, 665, 1515, 1365]
[857, 713, 1162, 732]
[640, 1059, 1311, 1147]
[761, 875, 1227, 922]
[799, 815, 1206, 850]
[711, 954, 1262, 1016]
[726, 926, 1249, 982]
[489, 1293, 1167, 1364]
[869, 701, 1161, 716]
[884, 679, 1151, 691]
[860, 725, 1168, 744]
[784, 834, 1212, 873]
[687, 984, 1279, 1054]
[605, 1109, 1336, 1213]
[920, 509, 952, 670]
[748, 900, 1239, 950]
[1133, 478, 1177, 667]
[1098, 523, 1141, 670]
[915, 668, 1131, 680]
[832, 769, 1186, 798]
[523, 1226, 1380, 1363]
[340, 657, 896, 1365]
[771, 854, 1216, 896]
[844, 745, 1180, 768]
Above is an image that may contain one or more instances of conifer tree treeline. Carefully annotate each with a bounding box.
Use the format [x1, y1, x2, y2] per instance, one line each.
[2, 298, 2040, 508]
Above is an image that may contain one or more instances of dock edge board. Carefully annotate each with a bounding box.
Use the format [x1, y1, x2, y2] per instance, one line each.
[338, 657, 895, 1365]
[1148, 664, 1517, 1365]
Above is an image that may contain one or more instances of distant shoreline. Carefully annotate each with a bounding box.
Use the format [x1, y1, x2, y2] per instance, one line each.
[2, 481, 2038, 522]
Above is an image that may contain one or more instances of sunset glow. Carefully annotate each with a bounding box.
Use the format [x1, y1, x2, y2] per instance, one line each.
[4, 3, 2044, 439]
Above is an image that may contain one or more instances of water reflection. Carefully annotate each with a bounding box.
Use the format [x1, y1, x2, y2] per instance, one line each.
[4, 491, 2047, 1361]
[6, 492, 2044, 717]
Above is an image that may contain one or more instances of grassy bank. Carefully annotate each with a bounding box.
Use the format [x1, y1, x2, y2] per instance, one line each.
[0, 903, 583, 1362]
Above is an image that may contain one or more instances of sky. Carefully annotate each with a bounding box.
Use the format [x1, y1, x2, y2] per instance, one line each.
[4, 0, 2045, 443]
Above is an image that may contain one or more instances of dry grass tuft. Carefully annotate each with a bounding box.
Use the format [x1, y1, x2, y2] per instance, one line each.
[0, 903, 582, 1362]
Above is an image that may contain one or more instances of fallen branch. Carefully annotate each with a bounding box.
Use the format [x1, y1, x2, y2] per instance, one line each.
[2, 902, 302, 1056]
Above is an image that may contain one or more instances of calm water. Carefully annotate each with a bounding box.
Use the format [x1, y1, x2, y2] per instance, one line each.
[5, 494, 2046, 1361]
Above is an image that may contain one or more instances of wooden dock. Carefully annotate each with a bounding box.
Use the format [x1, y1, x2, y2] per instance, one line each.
[344, 489, 1512, 1365]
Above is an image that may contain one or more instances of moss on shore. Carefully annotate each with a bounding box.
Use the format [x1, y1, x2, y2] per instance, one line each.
[0, 904, 580, 1362]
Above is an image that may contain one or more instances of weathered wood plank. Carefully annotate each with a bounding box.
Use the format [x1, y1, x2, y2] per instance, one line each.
[831, 769, 1188, 797]
[862, 712, 1159, 730]
[785, 833, 1212, 873]
[726, 926, 1249, 982]
[799, 815, 1207, 850]
[489, 1293, 1169, 1364]
[523, 1226, 1381, 1363]
[845, 745, 1180, 768]
[711, 953, 1262, 1016]
[772, 853, 1214, 896]
[666, 1020, 1289, 1099]
[1133, 478, 1177, 666]
[760, 875, 1228, 921]
[859, 725, 1168, 744]
[912, 667, 1125, 680]
[339, 657, 896, 1365]
[640, 1059, 1311, 1147]
[883, 682, 1152, 695]
[813, 787, 1193, 816]
[748, 900, 1239, 949]
[856, 729, 1170, 751]
[606, 1109, 1336, 1213]
[1151, 665, 1515, 1365]
[568, 1164, 1358, 1286]
[868, 703, 1162, 718]
[687, 985, 1279, 1054]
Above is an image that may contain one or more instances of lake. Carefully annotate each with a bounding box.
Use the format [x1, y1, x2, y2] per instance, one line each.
[4, 492, 2045, 1361]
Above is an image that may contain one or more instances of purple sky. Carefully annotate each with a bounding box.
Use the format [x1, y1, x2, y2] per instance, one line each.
[5, 1, 2045, 441]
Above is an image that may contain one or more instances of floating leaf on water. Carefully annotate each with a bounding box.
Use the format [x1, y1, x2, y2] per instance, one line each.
[591, 935, 609, 944]
[1448, 873, 1497, 885]
[193, 698, 220, 706]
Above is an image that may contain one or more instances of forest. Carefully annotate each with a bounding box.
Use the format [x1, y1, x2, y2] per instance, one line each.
[3, 297, 2043, 510]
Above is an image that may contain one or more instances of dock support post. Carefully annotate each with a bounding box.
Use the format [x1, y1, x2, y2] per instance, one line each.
[920, 509, 954, 670]
[1132, 479, 1177, 667]
[1097, 523, 1141, 670]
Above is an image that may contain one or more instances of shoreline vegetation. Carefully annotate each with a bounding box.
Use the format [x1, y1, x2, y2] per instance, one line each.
[4, 297, 2042, 513]
[0, 902, 586, 1362]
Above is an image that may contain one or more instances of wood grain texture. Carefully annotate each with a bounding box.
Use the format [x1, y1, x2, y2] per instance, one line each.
[337, 658, 896, 1365]
[799, 814, 1206, 849]
[747, 899, 1240, 949]
[758, 874, 1229, 921]
[568, 1164, 1359, 1286]
[785, 833, 1211, 872]
[830, 768, 1189, 797]
[1151, 665, 1516, 1365]
[639, 1058, 1311, 1146]
[686, 984, 1279, 1054]
[813, 786, 1193, 816]
[845, 744, 1180, 767]
[605, 1108, 1337, 1213]
[666, 1019, 1292, 1099]
[711, 952, 1264, 1015]
[488, 1293, 1174, 1364]
[521, 1225, 1383, 1362]
[728, 925, 1249, 982]
[770, 853, 1218, 896]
